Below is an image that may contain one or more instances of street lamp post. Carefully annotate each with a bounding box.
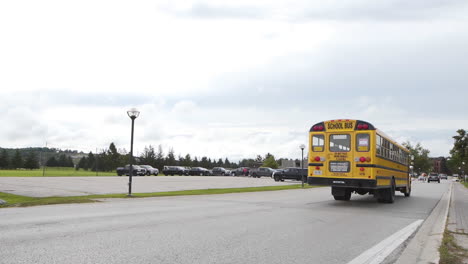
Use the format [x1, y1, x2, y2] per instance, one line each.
[410, 155, 414, 178]
[300, 144, 306, 188]
[463, 161, 466, 182]
[127, 108, 140, 196]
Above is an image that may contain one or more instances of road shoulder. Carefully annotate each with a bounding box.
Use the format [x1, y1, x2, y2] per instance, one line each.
[395, 182, 452, 264]
[443, 182, 468, 263]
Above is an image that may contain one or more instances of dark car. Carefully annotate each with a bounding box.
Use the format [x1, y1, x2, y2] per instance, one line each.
[231, 167, 250, 176]
[249, 167, 275, 178]
[116, 165, 147, 176]
[162, 166, 188, 176]
[188, 167, 210, 176]
[211, 167, 230, 176]
[427, 173, 440, 183]
[273, 167, 307, 182]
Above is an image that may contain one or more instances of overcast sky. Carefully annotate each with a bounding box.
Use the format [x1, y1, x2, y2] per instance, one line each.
[1, 0, 467, 161]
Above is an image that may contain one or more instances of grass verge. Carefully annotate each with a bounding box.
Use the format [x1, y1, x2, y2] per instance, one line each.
[439, 228, 468, 264]
[0, 184, 318, 208]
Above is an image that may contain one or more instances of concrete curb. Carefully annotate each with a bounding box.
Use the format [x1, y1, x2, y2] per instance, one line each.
[347, 219, 423, 264]
[394, 182, 453, 264]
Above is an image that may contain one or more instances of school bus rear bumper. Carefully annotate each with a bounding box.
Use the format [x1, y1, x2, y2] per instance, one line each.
[308, 177, 377, 188]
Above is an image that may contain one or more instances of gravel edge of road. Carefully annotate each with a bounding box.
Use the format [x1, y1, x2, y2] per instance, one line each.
[394, 182, 452, 264]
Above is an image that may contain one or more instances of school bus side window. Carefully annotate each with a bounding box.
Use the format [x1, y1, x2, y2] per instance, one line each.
[312, 135, 324, 152]
[376, 135, 382, 155]
[356, 134, 370, 152]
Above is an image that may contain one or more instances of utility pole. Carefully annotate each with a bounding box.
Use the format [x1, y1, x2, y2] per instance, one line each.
[42, 142, 47, 177]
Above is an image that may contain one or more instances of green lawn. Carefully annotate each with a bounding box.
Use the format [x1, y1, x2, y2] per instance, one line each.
[0, 167, 115, 177]
[0, 184, 318, 208]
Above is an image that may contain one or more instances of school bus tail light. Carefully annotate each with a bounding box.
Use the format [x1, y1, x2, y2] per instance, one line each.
[356, 123, 370, 130]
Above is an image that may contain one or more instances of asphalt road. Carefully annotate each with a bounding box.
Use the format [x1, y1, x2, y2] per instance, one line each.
[0, 180, 450, 264]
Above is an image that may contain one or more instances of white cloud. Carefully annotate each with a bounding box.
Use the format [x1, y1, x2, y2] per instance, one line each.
[0, 0, 466, 160]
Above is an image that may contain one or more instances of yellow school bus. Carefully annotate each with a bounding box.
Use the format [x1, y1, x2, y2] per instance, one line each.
[307, 119, 411, 203]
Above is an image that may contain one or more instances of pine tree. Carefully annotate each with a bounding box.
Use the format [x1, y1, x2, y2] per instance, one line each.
[46, 156, 58, 167]
[263, 154, 279, 169]
[153, 145, 164, 170]
[193, 157, 199, 167]
[67, 156, 74, 167]
[11, 150, 23, 169]
[87, 152, 96, 171]
[166, 148, 176, 166]
[0, 149, 9, 169]
[58, 154, 68, 167]
[184, 154, 192, 167]
[78, 157, 88, 170]
[108, 142, 121, 170]
[24, 152, 39, 169]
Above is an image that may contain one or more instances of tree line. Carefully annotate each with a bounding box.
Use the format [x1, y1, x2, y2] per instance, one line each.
[5, 132, 460, 174]
[75, 143, 243, 172]
[0, 149, 40, 170]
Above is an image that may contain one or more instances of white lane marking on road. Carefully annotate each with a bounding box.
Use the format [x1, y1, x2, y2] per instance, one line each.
[347, 219, 424, 264]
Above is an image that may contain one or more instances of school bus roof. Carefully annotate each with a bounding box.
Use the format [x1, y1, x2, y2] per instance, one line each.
[309, 119, 409, 152]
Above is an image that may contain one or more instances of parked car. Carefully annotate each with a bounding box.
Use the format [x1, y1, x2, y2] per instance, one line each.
[162, 166, 188, 176]
[427, 173, 440, 183]
[231, 167, 250, 176]
[211, 167, 230, 176]
[188, 167, 210, 176]
[116, 165, 147, 176]
[249, 167, 275, 178]
[139, 165, 159, 176]
[273, 167, 307, 182]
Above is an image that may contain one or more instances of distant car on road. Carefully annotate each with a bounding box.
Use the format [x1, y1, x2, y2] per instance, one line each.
[439, 174, 448, 180]
[427, 173, 440, 183]
[139, 165, 159, 176]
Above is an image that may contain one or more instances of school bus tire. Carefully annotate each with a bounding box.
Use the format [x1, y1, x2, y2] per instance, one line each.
[385, 179, 396, 203]
[333, 190, 351, 201]
[403, 185, 411, 197]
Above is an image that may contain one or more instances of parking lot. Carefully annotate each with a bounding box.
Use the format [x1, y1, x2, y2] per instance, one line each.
[0, 176, 299, 197]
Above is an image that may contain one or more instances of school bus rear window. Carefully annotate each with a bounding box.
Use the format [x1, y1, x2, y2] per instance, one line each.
[329, 134, 350, 152]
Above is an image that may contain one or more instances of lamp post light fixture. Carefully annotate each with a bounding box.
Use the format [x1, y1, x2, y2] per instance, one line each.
[300, 144, 306, 188]
[127, 108, 140, 196]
